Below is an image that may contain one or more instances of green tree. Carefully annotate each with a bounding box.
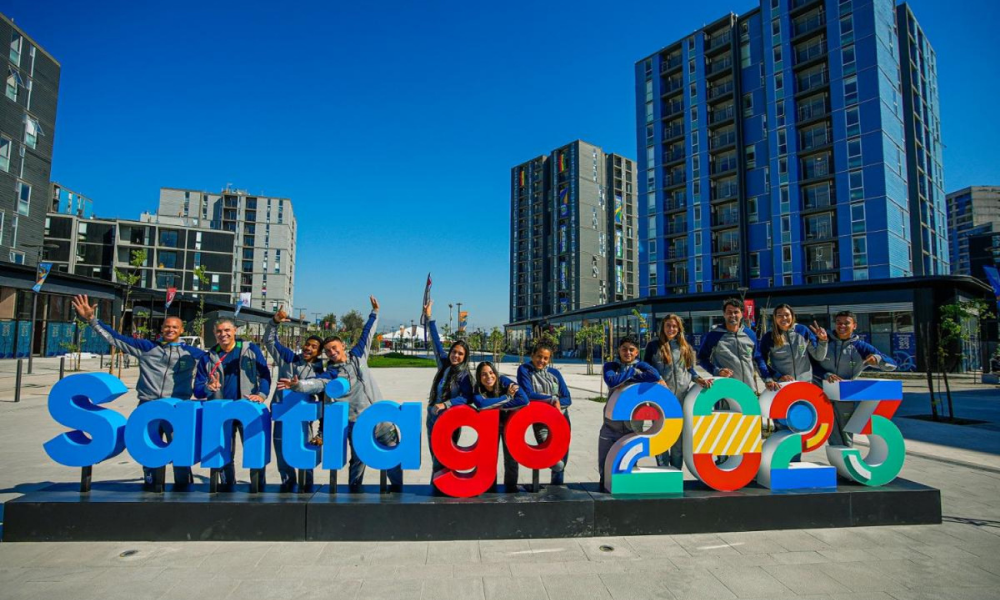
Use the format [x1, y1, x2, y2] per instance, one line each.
[341, 309, 365, 343]
[488, 327, 505, 365]
[112, 249, 146, 375]
[189, 265, 211, 341]
[468, 330, 485, 362]
[934, 299, 994, 421]
[319, 312, 338, 331]
[575, 323, 606, 375]
[632, 309, 649, 346]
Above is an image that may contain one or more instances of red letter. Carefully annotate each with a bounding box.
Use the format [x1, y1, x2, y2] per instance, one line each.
[504, 402, 570, 470]
[430, 406, 499, 498]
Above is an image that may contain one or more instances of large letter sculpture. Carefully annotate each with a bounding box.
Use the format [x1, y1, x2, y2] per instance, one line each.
[125, 398, 203, 469]
[757, 382, 836, 490]
[683, 378, 762, 491]
[272, 390, 322, 471]
[351, 401, 422, 472]
[200, 400, 272, 469]
[44, 373, 128, 467]
[503, 402, 571, 470]
[320, 378, 351, 470]
[602, 383, 684, 495]
[824, 380, 905, 486]
[431, 406, 500, 497]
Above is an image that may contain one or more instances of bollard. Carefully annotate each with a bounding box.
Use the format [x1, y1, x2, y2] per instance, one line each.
[380, 471, 388, 495]
[329, 470, 337, 495]
[59, 356, 65, 380]
[14, 358, 23, 403]
[99, 353, 103, 369]
[532, 469, 541, 493]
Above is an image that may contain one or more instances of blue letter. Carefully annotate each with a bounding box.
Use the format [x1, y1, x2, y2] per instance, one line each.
[200, 400, 272, 469]
[322, 402, 349, 470]
[272, 391, 321, 470]
[124, 399, 203, 468]
[351, 401, 422, 471]
[43, 373, 128, 467]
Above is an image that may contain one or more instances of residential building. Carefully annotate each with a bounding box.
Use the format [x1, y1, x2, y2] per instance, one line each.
[1, 13, 60, 266]
[510, 141, 637, 322]
[969, 232, 1000, 283]
[635, 0, 937, 299]
[947, 186, 1000, 276]
[43, 212, 235, 306]
[157, 186, 297, 311]
[51, 182, 93, 218]
[897, 2, 948, 275]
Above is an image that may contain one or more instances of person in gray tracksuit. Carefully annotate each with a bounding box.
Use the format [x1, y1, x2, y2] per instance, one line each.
[759, 304, 829, 389]
[286, 296, 403, 492]
[516, 341, 572, 485]
[263, 307, 326, 492]
[697, 298, 769, 394]
[644, 314, 711, 469]
[815, 311, 897, 447]
[72, 294, 206, 489]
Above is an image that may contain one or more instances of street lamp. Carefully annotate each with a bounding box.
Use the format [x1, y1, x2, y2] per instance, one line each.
[456, 302, 463, 336]
[448, 303, 453, 335]
[23, 242, 60, 374]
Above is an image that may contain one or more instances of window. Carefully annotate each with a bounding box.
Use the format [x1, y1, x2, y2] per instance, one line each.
[852, 236, 867, 267]
[645, 102, 653, 123]
[690, 106, 698, 123]
[9, 32, 22, 66]
[843, 76, 858, 105]
[781, 215, 791, 243]
[741, 42, 751, 68]
[851, 203, 865, 234]
[645, 80, 653, 102]
[840, 15, 854, 44]
[849, 169, 863, 200]
[25, 117, 41, 149]
[773, 46, 783, 66]
[745, 145, 756, 169]
[842, 44, 856, 75]
[689, 59, 695, 74]
[16, 181, 30, 216]
[775, 73, 783, 92]
[689, 83, 697, 98]
[847, 137, 862, 169]
[0, 136, 10, 172]
[780, 186, 790, 212]
[743, 93, 753, 117]
[845, 106, 860, 137]
[5, 68, 17, 101]
[776, 99, 785, 127]
[777, 129, 787, 155]
[772, 19, 781, 44]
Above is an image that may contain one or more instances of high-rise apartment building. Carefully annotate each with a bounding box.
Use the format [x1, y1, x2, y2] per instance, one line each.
[947, 186, 1000, 276]
[51, 182, 93, 218]
[897, 2, 947, 275]
[1, 13, 60, 266]
[158, 187, 297, 312]
[510, 141, 637, 322]
[636, 0, 936, 297]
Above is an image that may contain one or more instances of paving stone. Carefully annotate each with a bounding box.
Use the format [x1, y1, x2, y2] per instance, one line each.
[483, 575, 549, 600]
[420, 576, 485, 600]
[708, 566, 795, 598]
[540, 573, 613, 600]
[762, 564, 851, 595]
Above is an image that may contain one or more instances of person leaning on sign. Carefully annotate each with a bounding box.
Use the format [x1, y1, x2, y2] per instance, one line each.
[280, 296, 404, 493]
[597, 334, 663, 491]
[465, 361, 529, 492]
[759, 304, 829, 390]
[814, 310, 896, 447]
[697, 298, 769, 395]
[194, 318, 272, 492]
[264, 305, 326, 493]
[72, 294, 206, 490]
[423, 300, 473, 476]
[517, 340, 572, 486]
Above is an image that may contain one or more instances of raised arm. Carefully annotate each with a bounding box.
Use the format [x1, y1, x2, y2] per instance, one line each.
[193, 354, 212, 399]
[350, 297, 380, 361]
[263, 310, 297, 365]
[428, 320, 446, 367]
[801, 323, 829, 362]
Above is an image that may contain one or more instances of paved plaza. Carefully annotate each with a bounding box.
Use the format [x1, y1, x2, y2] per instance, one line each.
[1, 357, 999, 599]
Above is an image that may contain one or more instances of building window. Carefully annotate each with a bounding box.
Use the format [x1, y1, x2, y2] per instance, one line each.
[775, 73, 783, 92]
[847, 137, 862, 169]
[780, 185, 790, 212]
[773, 46, 782, 67]
[840, 15, 854, 45]
[9, 32, 22, 66]
[851, 203, 865, 234]
[689, 83, 697, 98]
[842, 44, 856, 75]
[849, 169, 863, 200]
[745, 145, 756, 169]
[852, 236, 867, 267]
[845, 106, 860, 137]
[843, 76, 858, 105]
[691, 106, 698, 123]
[772, 19, 781, 44]
[25, 117, 41, 149]
[776, 99, 785, 127]
[777, 129, 787, 155]
[645, 101, 653, 123]
[16, 181, 30, 216]
[0, 135, 10, 172]
[781, 215, 791, 244]
[741, 42, 751, 68]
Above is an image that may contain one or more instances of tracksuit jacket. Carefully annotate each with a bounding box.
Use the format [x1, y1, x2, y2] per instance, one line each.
[697, 325, 768, 392]
[759, 324, 829, 382]
[814, 333, 897, 381]
[644, 340, 699, 398]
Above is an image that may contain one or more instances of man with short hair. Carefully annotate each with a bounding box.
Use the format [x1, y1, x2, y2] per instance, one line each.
[281, 296, 403, 492]
[194, 318, 272, 491]
[264, 305, 325, 492]
[816, 310, 897, 446]
[72, 294, 205, 490]
[697, 298, 768, 393]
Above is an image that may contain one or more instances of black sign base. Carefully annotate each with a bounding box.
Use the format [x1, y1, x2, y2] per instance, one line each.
[2, 479, 941, 542]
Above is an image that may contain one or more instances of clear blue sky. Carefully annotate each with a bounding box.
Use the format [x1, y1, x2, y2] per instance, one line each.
[4, 0, 997, 330]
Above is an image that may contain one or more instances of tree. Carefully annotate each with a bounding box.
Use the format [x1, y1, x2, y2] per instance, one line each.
[488, 327, 505, 365]
[341, 310, 364, 344]
[468, 330, 485, 361]
[112, 249, 146, 375]
[189, 265, 211, 341]
[575, 324, 606, 375]
[935, 299, 994, 421]
[319, 313, 338, 331]
[632, 309, 649, 346]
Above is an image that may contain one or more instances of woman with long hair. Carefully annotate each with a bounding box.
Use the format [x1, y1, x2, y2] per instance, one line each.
[467, 361, 529, 492]
[643, 314, 711, 469]
[423, 301, 472, 474]
[759, 304, 828, 390]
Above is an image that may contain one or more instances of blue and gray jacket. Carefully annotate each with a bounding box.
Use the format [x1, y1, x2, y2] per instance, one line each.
[814, 333, 896, 382]
[644, 340, 699, 397]
[467, 375, 529, 411]
[263, 321, 325, 402]
[516, 362, 572, 408]
[427, 320, 470, 409]
[759, 323, 828, 383]
[194, 340, 271, 400]
[697, 325, 768, 393]
[91, 318, 205, 402]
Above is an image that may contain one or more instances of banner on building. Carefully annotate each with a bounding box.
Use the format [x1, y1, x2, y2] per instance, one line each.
[235, 292, 251, 317]
[164, 287, 177, 312]
[32, 262, 53, 293]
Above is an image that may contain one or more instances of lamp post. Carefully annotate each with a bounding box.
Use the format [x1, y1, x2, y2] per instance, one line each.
[448, 303, 453, 336]
[456, 302, 463, 337]
[23, 243, 60, 374]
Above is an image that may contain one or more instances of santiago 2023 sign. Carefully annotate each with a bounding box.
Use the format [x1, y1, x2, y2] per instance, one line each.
[43, 373, 905, 498]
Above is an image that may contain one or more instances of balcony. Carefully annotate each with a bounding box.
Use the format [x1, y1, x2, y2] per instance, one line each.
[801, 156, 832, 181]
[661, 55, 683, 72]
[667, 273, 689, 286]
[668, 244, 688, 259]
[706, 55, 733, 77]
[710, 104, 736, 125]
[710, 131, 737, 150]
[663, 99, 684, 117]
[663, 124, 684, 140]
[796, 68, 828, 95]
[791, 0, 821, 12]
[794, 37, 827, 66]
[797, 95, 828, 123]
[664, 172, 686, 188]
[666, 220, 687, 236]
[663, 149, 686, 164]
[804, 215, 835, 241]
[713, 208, 740, 227]
[792, 12, 825, 39]
[800, 126, 832, 151]
[706, 31, 733, 53]
[807, 259, 837, 272]
[711, 156, 738, 175]
[712, 184, 739, 202]
[708, 80, 734, 100]
[802, 184, 834, 210]
[664, 197, 686, 212]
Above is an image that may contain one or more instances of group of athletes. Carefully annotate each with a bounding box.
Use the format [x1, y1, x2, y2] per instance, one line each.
[69, 294, 894, 494]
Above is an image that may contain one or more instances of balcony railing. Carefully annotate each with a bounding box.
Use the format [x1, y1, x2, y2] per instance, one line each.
[801, 159, 831, 180]
[661, 55, 683, 72]
[793, 12, 825, 37]
[797, 98, 828, 122]
[713, 184, 739, 200]
[710, 132, 737, 149]
[668, 245, 688, 259]
[710, 104, 735, 124]
[707, 56, 733, 75]
[803, 186, 834, 210]
[664, 100, 684, 116]
[795, 37, 827, 65]
[663, 78, 683, 94]
[708, 80, 734, 100]
[663, 124, 684, 139]
[807, 259, 837, 272]
[711, 158, 738, 174]
[707, 31, 733, 51]
[797, 69, 828, 94]
[805, 225, 834, 241]
[664, 149, 685, 163]
[664, 198, 686, 212]
[713, 210, 740, 227]
[666, 220, 687, 235]
[800, 127, 832, 150]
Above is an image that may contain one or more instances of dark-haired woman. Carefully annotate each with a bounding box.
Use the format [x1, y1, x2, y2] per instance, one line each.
[516, 340, 572, 485]
[643, 314, 710, 470]
[759, 304, 828, 391]
[468, 361, 529, 491]
[598, 335, 663, 491]
[423, 301, 472, 474]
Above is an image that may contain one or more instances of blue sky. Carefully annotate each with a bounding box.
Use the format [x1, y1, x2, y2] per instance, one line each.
[5, 0, 997, 330]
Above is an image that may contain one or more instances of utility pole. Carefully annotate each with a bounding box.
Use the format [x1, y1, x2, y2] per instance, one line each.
[448, 303, 454, 335]
[456, 302, 463, 336]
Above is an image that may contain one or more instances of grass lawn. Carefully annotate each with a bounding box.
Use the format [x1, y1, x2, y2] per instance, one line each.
[368, 352, 437, 368]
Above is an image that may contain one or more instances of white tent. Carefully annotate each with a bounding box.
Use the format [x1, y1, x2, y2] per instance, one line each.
[381, 325, 428, 341]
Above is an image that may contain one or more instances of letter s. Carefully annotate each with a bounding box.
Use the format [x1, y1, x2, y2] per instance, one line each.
[43, 373, 128, 467]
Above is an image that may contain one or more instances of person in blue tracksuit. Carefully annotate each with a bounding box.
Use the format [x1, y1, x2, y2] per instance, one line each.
[283, 296, 403, 492]
[516, 340, 572, 485]
[263, 305, 326, 492]
[467, 361, 529, 492]
[815, 310, 897, 447]
[73, 294, 207, 490]
[697, 298, 769, 394]
[422, 301, 472, 475]
[194, 318, 272, 491]
[644, 314, 711, 469]
[759, 304, 829, 390]
[598, 335, 663, 491]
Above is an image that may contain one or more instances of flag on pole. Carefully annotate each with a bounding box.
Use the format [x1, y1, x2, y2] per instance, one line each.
[32, 262, 52, 293]
[458, 311, 469, 332]
[984, 266, 1000, 312]
[744, 299, 756, 328]
[420, 272, 432, 343]
[235, 292, 251, 317]
[165, 287, 177, 312]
